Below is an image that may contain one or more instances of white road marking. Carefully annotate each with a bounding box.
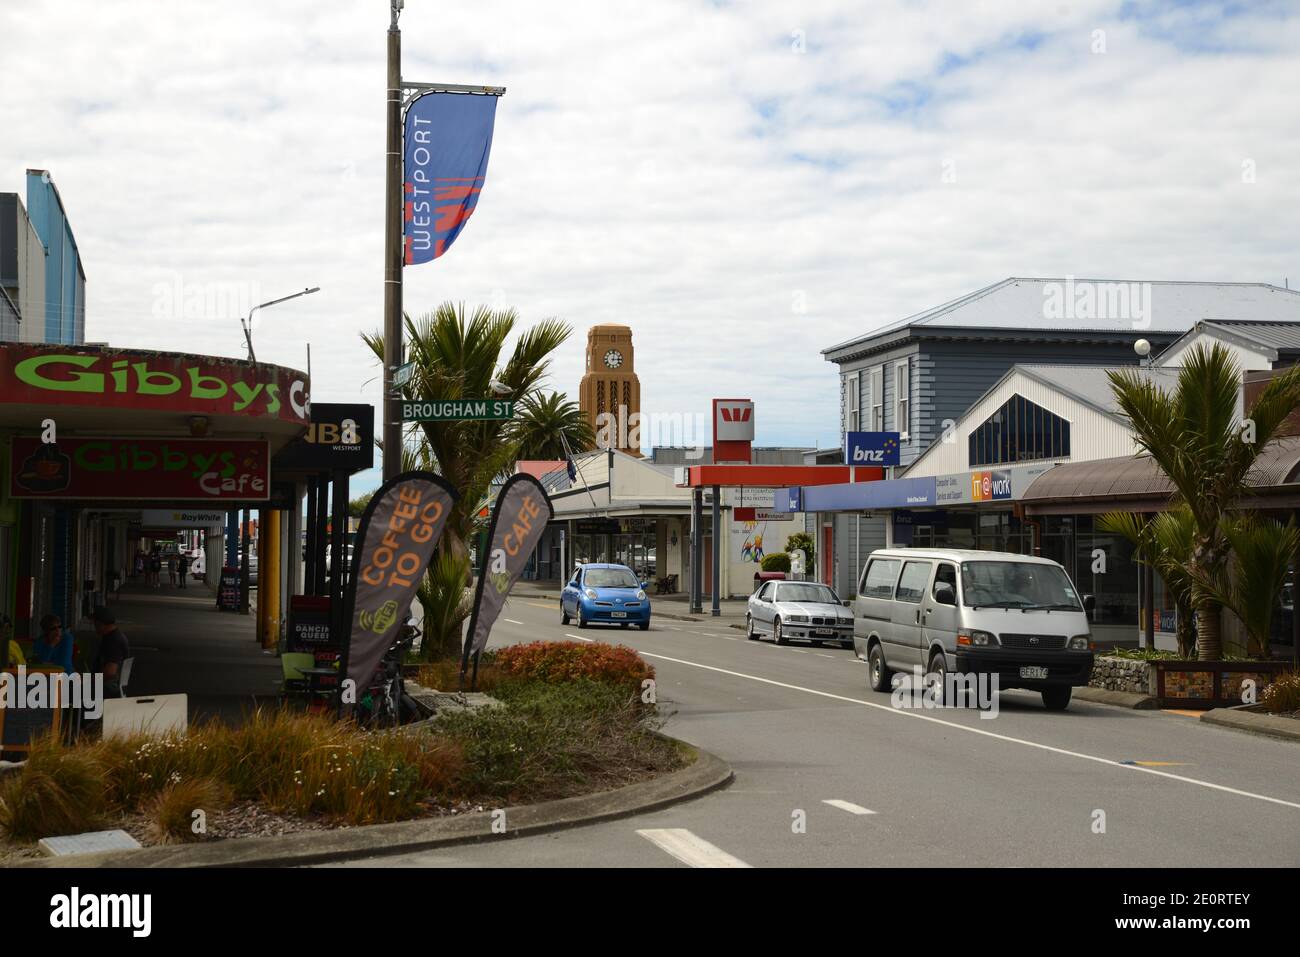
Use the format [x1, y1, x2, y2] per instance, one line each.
[823, 799, 876, 816]
[564, 633, 594, 643]
[631, 650, 1300, 812]
[816, 653, 834, 658]
[636, 828, 752, 868]
[502, 618, 523, 625]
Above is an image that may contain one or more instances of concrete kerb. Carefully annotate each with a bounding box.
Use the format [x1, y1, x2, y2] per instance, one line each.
[15, 743, 734, 869]
[1072, 686, 1160, 710]
[1199, 704, 1300, 744]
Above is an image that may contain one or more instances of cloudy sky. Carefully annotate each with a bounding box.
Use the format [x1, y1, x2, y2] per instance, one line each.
[3, 0, 1298, 493]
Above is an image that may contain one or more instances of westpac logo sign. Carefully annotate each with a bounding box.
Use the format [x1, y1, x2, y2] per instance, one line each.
[713, 399, 755, 441]
[845, 431, 901, 466]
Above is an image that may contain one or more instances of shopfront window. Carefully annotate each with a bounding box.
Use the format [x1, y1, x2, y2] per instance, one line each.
[611, 520, 657, 578]
[1072, 515, 1139, 629]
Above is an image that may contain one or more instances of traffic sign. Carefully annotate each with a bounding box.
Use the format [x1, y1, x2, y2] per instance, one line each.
[393, 361, 414, 390]
[401, 399, 514, 422]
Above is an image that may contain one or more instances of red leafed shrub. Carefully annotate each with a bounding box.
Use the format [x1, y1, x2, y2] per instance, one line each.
[496, 641, 653, 693]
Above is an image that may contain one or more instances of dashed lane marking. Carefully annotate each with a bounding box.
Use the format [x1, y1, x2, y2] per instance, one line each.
[823, 799, 876, 816]
[636, 828, 751, 868]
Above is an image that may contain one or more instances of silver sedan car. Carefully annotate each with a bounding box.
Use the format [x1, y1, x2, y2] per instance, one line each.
[746, 580, 854, 648]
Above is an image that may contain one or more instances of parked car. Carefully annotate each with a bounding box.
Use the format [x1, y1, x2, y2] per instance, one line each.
[851, 548, 1094, 711]
[560, 563, 651, 630]
[747, 580, 853, 649]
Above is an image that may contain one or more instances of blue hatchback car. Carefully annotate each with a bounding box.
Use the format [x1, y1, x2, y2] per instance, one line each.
[561, 563, 652, 630]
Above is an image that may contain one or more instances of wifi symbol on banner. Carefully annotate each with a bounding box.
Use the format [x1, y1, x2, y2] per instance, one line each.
[359, 608, 375, 632]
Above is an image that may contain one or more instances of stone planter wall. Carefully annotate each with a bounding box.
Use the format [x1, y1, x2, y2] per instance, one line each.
[1089, 656, 1152, 695]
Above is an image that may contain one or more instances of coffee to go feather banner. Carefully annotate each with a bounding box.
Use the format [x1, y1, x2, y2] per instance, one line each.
[462, 474, 554, 671]
[343, 471, 457, 691]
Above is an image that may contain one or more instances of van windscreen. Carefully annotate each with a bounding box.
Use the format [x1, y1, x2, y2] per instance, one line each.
[960, 562, 1081, 610]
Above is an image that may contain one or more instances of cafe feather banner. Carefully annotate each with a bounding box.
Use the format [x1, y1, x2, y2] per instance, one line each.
[403, 92, 498, 264]
[342, 471, 457, 691]
[462, 473, 554, 666]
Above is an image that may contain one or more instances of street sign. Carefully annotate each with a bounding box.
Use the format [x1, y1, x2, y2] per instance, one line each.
[400, 399, 514, 422]
[393, 361, 414, 389]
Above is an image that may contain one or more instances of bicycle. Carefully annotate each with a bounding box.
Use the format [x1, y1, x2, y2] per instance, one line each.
[358, 618, 421, 729]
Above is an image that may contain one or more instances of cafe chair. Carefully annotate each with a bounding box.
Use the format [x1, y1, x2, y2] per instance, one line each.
[280, 652, 315, 697]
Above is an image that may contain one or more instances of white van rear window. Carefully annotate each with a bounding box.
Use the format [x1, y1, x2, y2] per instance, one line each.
[861, 559, 900, 599]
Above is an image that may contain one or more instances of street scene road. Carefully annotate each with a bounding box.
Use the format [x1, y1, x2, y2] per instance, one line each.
[7, 5, 1300, 939]
[332, 596, 1300, 868]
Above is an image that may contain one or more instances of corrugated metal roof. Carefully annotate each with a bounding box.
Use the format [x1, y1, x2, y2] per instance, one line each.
[1021, 435, 1300, 504]
[1014, 363, 1179, 420]
[1206, 320, 1300, 352]
[823, 279, 1300, 357]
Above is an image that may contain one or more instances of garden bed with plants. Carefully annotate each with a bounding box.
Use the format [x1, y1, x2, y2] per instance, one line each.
[1257, 671, 1300, 720]
[0, 641, 684, 863]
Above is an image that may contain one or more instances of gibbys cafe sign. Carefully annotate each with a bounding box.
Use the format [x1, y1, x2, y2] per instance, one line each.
[0, 344, 310, 424]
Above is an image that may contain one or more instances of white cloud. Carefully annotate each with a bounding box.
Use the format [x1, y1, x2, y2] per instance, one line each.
[2, 0, 1298, 483]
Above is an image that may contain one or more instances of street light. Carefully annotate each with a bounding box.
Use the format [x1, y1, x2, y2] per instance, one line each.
[241, 287, 321, 363]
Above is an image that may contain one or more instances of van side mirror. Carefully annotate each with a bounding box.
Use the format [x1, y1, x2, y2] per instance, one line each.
[934, 582, 956, 606]
[1083, 594, 1096, 612]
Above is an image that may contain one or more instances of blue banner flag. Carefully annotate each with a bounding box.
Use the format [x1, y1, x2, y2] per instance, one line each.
[403, 92, 498, 265]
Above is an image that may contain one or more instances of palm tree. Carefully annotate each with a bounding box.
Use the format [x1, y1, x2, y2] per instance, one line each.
[1107, 343, 1300, 659]
[363, 302, 572, 659]
[513, 391, 593, 461]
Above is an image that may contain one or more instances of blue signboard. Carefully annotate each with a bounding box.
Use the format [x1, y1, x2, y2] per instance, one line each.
[845, 432, 901, 467]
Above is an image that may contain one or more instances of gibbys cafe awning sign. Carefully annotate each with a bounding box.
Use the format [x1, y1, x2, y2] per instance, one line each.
[0, 344, 310, 425]
[8, 437, 270, 501]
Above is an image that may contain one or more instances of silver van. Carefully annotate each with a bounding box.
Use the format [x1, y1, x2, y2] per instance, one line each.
[851, 548, 1094, 710]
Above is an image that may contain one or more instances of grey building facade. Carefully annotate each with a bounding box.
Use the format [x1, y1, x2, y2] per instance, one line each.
[815, 277, 1300, 596]
[0, 192, 46, 343]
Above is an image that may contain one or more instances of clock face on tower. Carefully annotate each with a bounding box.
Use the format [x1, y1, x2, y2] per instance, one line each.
[603, 349, 623, 369]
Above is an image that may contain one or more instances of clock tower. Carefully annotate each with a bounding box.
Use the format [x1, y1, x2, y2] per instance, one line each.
[579, 324, 641, 457]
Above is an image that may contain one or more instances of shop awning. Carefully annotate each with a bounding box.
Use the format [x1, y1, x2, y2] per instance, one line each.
[1020, 435, 1300, 514]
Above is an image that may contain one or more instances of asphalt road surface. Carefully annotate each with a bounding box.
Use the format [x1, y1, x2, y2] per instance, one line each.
[327, 596, 1300, 868]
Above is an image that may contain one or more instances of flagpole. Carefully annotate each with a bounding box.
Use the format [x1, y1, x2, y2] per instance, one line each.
[382, 0, 404, 481]
[560, 431, 600, 513]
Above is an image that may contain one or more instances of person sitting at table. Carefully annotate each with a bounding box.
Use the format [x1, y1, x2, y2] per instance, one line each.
[1, 615, 24, 668]
[91, 606, 129, 698]
[31, 613, 75, 674]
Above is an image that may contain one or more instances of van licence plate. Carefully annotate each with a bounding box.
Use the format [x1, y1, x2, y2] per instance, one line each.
[611, 611, 627, 618]
[1020, 666, 1049, 679]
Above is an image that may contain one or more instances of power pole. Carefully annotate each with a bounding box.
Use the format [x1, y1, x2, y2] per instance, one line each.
[382, 0, 404, 480]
